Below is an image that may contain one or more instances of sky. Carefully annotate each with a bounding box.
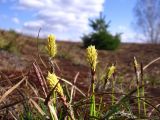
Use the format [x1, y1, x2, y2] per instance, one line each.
[0, 0, 141, 42]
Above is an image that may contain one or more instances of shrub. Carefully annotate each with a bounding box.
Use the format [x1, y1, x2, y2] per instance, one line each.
[0, 34, 19, 54]
[82, 13, 121, 50]
[0, 36, 10, 49]
[8, 29, 19, 39]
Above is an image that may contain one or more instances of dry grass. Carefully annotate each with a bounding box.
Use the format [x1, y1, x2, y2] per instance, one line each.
[0, 29, 160, 119]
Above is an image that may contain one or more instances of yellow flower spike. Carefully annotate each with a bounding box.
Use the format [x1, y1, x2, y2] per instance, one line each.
[107, 64, 116, 79]
[47, 72, 64, 97]
[86, 45, 98, 72]
[134, 56, 139, 69]
[47, 34, 57, 58]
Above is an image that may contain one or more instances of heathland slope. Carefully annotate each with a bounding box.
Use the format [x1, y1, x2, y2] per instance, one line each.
[0, 29, 160, 97]
[0, 29, 160, 119]
[0, 29, 159, 83]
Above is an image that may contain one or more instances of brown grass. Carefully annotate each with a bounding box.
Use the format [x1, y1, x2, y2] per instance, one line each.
[0, 29, 160, 119]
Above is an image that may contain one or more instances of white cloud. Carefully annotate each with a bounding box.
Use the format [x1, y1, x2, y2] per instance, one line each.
[19, 0, 44, 9]
[12, 17, 20, 24]
[116, 25, 144, 43]
[118, 25, 127, 31]
[24, 20, 44, 30]
[14, 28, 22, 33]
[16, 0, 105, 40]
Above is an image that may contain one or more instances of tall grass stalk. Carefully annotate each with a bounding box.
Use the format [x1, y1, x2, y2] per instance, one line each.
[86, 45, 97, 117]
[107, 65, 116, 105]
[142, 82, 146, 116]
[134, 57, 141, 117]
[90, 70, 96, 117]
[97, 97, 103, 117]
[111, 80, 115, 105]
[140, 63, 146, 116]
[137, 85, 141, 116]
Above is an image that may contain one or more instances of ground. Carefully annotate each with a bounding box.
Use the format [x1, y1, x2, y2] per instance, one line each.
[0, 29, 160, 119]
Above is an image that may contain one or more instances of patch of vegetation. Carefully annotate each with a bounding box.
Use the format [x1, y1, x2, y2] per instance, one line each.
[0, 36, 19, 54]
[0, 29, 20, 55]
[57, 50, 72, 60]
[8, 29, 19, 39]
[0, 36, 9, 49]
[144, 75, 160, 86]
[82, 13, 121, 50]
[0, 34, 160, 120]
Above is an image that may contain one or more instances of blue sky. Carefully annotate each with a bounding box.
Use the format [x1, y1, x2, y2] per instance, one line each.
[0, 0, 141, 42]
[104, 1, 135, 33]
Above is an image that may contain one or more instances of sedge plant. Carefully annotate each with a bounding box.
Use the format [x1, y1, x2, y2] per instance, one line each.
[86, 45, 97, 118]
[2, 33, 160, 119]
[46, 34, 75, 120]
[108, 64, 116, 105]
[134, 57, 141, 117]
[134, 57, 146, 117]
[46, 34, 59, 119]
[140, 63, 146, 116]
[102, 64, 116, 105]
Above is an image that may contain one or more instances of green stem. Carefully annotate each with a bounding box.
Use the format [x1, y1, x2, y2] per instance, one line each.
[142, 80, 146, 116]
[137, 85, 141, 117]
[53, 91, 57, 107]
[111, 80, 115, 105]
[90, 82, 96, 117]
[90, 70, 96, 117]
[141, 63, 146, 117]
[98, 97, 103, 117]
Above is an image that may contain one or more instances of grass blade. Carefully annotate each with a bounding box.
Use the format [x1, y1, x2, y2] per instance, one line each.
[33, 62, 48, 97]
[70, 72, 79, 103]
[143, 57, 160, 70]
[0, 77, 26, 103]
[48, 104, 58, 120]
[57, 77, 86, 97]
[29, 98, 46, 116]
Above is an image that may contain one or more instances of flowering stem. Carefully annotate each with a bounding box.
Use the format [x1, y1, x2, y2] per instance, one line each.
[90, 70, 96, 117]
[111, 80, 115, 105]
[134, 57, 141, 118]
[86, 45, 97, 117]
[140, 63, 146, 116]
[137, 84, 141, 116]
[142, 81, 146, 116]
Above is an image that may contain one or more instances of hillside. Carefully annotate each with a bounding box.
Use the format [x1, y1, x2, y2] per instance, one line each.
[0, 29, 160, 83]
[0, 29, 160, 119]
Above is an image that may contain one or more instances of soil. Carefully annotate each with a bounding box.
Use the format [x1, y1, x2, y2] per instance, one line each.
[0, 31, 160, 118]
